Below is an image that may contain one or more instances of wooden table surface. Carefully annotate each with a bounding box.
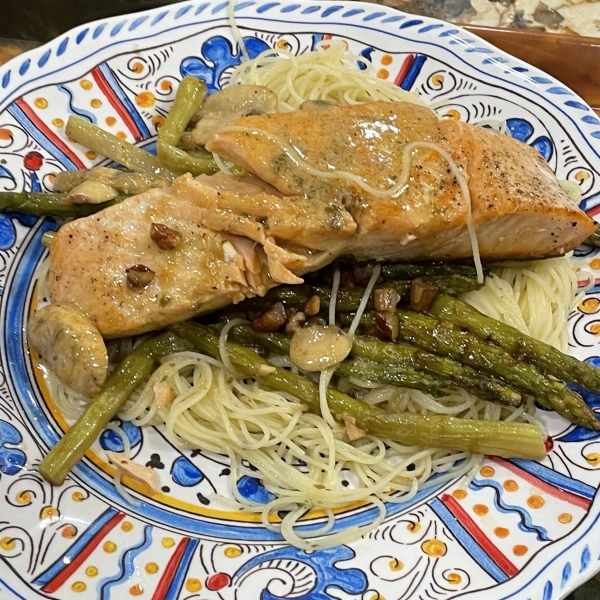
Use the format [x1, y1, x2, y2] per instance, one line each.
[462, 25, 600, 114]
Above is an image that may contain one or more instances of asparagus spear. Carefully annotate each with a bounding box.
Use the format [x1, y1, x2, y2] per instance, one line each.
[53, 168, 169, 196]
[158, 76, 207, 147]
[0, 191, 124, 217]
[227, 324, 292, 355]
[157, 76, 219, 176]
[227, 324, 522, 406]
[584, 227, 600, 248]
[429, 294, 600, 396]
[395, 309, 600, 430]
[382, 262, 480, 280]
[66, 116, 176, 180]
[351, 336, 522, 407]
[226, 326, 448, 395]
[337, 358, 447, 396]
[171, 322, 546, 460]
[237, 275, 481, 314]
[39, 332, 191, 486]
[157, 144, 220, 176]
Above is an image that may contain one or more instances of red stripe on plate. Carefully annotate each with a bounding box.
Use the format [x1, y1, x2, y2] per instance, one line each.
[91, 66, 141, 141]
[490, 457, 591, 510]
[15, 98, 86, 170]
[587, 205, 600, 218]
[394, 54, 414, 87]
[41, 512, 125, 593]
[151, 537, 189, 600]
[441, 493, 518, 577]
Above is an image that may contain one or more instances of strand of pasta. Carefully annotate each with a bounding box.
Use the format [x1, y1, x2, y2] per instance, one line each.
[230, 40, 426, 111]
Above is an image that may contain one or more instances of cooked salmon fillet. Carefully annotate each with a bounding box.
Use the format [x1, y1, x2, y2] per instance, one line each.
[49, 101, 595, 336]
[49, 173, 355, 337]
[207, 101, 595, 260]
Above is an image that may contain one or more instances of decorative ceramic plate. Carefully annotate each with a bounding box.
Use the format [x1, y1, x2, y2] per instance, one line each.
[1, 2, 600, 599]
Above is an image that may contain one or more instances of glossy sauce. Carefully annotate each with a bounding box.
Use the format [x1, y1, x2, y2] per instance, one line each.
[289, 323, 353, 371]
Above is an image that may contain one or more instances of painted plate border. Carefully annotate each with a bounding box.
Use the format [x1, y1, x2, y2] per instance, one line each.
[0, 1, 600, 599]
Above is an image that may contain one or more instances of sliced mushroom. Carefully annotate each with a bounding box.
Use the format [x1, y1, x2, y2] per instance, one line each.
[290, 324, 353, 371]
[191, 85, 278, 146]
[374, 288, 401, 313]
[369, 312, 400, 343]
[52, 169, 88, 191]
[28, 303, 108, 398]
[251, 302, 287, 332]
[64, 179, 119, 204]
[285, 311, 306, 335]
[54, 167, 169, 204]
[410, 278, 439, 312]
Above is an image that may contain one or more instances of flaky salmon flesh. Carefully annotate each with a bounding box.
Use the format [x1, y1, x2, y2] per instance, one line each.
[49, 101, 596, 337]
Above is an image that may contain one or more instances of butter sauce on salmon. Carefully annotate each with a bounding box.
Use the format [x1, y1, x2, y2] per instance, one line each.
[208, 101, 594, 261]
[49, 100, 594, 337]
